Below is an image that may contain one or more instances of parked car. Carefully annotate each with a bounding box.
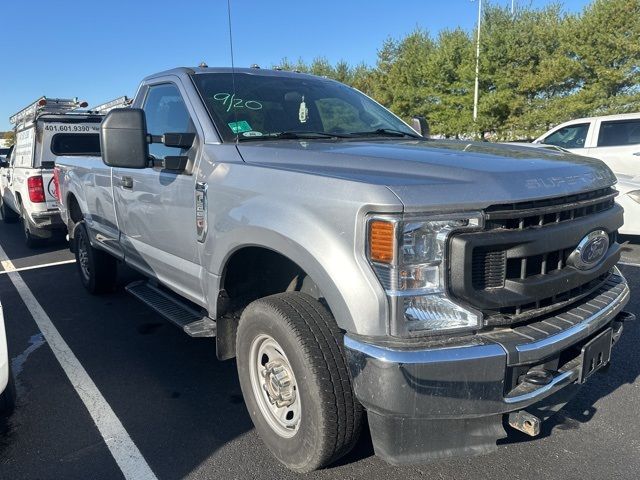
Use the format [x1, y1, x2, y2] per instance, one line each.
[534, 113, 640, 175]
[505, 142, 639, 235]
[55, 66, 634, 472]
[0, 302, 16, 416]
[614, 173, 640, 236]
[0, 97, 104, 247]
[0, 147, 11, 161]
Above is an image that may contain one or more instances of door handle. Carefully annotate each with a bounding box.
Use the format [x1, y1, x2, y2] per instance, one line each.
[121, 176, 133, 189]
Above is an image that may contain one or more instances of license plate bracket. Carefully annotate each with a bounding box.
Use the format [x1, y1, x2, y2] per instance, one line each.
[579, 328, 612, 383]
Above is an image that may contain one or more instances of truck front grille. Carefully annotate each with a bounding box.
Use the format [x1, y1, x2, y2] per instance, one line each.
[449, 188, 622, 327]
[484, 187, 616, 231]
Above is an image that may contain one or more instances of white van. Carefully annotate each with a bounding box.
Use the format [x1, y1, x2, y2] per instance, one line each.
[534, 113, 640, 175]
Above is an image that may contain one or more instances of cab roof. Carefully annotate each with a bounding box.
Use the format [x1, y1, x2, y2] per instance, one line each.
[142, 66, 331, 83]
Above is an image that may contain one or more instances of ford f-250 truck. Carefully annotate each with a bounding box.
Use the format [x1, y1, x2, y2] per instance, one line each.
[54, 66, 634, 472]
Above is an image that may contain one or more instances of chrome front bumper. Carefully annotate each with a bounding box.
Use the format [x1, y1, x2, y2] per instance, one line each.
[345, 269, 631, 464]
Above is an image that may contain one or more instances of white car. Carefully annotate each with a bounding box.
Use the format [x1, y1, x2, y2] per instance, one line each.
[504, 142, 640, 236]
[615, 174, 640, 236]
[0, 302, 16, 416]
[533, 113, 640, 175]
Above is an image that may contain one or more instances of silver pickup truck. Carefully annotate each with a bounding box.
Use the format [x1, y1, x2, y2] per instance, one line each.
[55, 66, 634, 472]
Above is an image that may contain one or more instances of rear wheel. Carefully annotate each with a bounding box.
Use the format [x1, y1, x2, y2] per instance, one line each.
[74, 222, 117, 294]
[0, 197, 18, 224]
[236, 292, 362, 472]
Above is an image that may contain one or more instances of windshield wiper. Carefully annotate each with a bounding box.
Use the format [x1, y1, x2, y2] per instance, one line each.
[347, 128, 422, 139]
[238, 131, 351, 141]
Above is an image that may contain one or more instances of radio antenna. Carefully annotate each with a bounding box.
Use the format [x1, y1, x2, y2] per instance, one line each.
[227, 0, 239, 144]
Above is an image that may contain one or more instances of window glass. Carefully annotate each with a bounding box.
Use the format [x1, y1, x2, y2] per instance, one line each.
[143, 84, 195, 160]
[597, 119, 640, 147]
[542, 123, 589, 149]
[315, 98, 370, 133]
[50, 133, 100, 156]
[192, 73, 415, 142]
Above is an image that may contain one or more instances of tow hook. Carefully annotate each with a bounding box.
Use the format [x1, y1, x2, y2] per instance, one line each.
[508, 411, 541, 437]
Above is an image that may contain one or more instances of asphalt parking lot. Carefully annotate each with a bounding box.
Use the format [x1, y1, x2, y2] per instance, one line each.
[0, 223, 639, 480]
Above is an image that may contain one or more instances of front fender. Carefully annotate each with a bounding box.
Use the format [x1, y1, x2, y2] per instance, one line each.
[204, 197, 389, 337]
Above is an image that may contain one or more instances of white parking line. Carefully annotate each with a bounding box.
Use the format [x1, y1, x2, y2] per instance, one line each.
[0, 259, 76, 275]
[619, 261, 640, 268]
[0, 244, 157, 480]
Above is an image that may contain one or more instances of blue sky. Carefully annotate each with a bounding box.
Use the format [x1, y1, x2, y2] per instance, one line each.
[1, 0, 592, 131]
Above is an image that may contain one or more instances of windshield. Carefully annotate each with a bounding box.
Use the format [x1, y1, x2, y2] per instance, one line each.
[192, 72, 417, 142]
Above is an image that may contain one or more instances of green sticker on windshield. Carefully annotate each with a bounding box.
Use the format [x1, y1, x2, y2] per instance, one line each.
[228, 120, 252, 134]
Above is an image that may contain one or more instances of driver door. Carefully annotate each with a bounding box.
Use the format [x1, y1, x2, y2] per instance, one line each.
[112, 80, 205, 305]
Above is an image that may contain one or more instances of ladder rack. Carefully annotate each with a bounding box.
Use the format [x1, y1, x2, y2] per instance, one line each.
[10, 97, 85, 126]
[90, 96, 133, 114]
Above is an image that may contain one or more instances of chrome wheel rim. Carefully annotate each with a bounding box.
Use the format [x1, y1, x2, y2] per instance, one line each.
[249, 334, 301, 438]
[77, 233, 90, 280]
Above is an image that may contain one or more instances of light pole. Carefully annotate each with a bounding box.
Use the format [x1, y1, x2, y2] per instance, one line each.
[473, 0, 482, 123]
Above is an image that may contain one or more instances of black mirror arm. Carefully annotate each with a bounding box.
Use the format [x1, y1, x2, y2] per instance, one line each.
[147, 133, 196, 149]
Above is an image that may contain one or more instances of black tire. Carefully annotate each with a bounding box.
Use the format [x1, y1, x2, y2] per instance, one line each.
[0, 197, 18, 224]
[236, 292, 362, 472]
[74, 222, 117, 294]
[0, 365, 16, 415]
[20, 205, 46, 248]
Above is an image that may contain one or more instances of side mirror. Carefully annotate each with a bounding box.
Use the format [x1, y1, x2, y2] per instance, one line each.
[411, 116, 430, 138]
[101, 108, 149, 168]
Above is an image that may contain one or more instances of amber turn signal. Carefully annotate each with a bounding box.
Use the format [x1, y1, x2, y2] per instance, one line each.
[369, 220, 395, 263]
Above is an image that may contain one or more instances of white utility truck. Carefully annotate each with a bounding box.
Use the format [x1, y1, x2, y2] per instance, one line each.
[0, 97, 103, 247]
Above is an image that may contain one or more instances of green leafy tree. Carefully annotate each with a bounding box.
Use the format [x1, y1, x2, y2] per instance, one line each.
[272, 1, 640, 140]
[2, 131, 15, 145]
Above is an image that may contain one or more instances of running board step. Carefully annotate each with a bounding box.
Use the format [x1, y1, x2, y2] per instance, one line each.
[126, 280, 216, 337]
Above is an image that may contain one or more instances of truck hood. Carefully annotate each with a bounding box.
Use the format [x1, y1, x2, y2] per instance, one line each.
[237, 139, 616, 212]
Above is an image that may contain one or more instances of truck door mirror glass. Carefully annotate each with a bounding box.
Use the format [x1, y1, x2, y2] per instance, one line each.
[101, 108, 149, 169]
[411, 116, 430, 138]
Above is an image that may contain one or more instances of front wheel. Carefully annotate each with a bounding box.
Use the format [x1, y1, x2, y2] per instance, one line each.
[74, 222, 117, 294]
[236, 292, 362, 472]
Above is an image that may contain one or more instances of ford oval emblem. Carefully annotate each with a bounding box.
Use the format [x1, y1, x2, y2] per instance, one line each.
[567, 230, 609, 271]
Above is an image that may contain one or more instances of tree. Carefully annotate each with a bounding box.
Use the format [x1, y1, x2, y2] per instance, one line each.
[272, 1, 640, 139]
[2, 131, 15, 145]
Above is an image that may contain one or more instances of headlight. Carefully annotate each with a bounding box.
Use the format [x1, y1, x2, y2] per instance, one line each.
[367, 213, 483, 336]
[627, 190, 640, 204]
